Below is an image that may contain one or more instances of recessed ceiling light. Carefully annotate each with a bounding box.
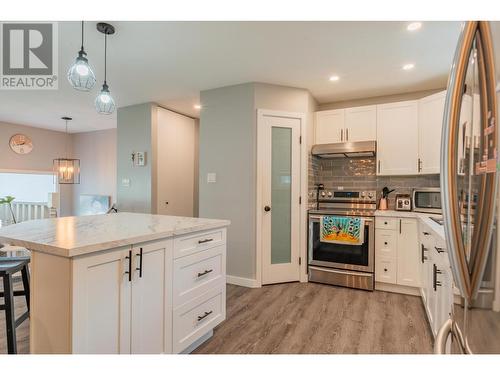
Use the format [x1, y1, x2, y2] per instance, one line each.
[329, 75, 340, 82]
[407, 22, 422, 31]
[194, 104, 202, 110]
[402, 63, 415, 71]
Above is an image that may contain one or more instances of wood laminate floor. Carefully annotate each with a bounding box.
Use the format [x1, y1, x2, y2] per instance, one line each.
[194, 282, 433, 354]
[1, 281, 433, 354]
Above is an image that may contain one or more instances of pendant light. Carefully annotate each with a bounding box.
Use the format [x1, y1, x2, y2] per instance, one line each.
[67, 21, 96, 91]
[95, 22, 116, 115]
[53, 117, 80, 184]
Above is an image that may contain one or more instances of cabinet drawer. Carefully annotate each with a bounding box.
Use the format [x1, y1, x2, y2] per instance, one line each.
[173, 286, 225, 353]
[375, 217, 399, 230]
[173, 245, 225, 307]
[173, 228, 226, 259]
[375, 229, 398, 257]
[375, 256, 397, 284]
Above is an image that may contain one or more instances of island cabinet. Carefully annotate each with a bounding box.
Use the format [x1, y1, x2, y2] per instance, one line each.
[29, 225, 227, 354]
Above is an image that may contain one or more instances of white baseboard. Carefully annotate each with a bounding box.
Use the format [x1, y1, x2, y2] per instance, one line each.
[375, 282, 420, 296]
[226, 275, 261, 288]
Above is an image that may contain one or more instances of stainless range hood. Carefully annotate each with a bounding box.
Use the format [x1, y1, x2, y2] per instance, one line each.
[311, 141, 376, 158]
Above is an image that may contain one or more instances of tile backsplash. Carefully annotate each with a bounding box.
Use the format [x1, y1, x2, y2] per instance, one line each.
[308, 156, 440, 210]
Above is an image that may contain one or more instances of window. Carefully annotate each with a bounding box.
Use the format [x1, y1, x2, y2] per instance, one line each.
[0, 171, 56, 203]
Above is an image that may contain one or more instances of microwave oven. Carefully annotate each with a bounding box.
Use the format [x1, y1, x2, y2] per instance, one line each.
[412, 188, 442, 214]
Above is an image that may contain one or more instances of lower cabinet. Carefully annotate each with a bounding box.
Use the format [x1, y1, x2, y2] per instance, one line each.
[375, 217, 420, 287]
[418, 221, 453, 338]
[70, 228, 226, 354]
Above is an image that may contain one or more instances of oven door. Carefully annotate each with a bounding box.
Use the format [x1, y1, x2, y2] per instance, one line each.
[308, 214, 374, 273]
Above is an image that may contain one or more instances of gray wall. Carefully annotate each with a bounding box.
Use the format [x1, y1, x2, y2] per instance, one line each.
[199, 83, 256, 279]
[199, 82, 316, 280]
[72, 129, 117, 215]
[0, 121, 74, 216]
[116, 103, 154, 213]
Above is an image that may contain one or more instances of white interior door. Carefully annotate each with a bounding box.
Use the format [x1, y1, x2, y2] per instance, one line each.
[157, 107, 196, 216]
[261, 115, 301, 285]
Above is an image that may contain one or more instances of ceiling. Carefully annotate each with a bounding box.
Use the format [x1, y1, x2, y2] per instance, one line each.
[0, 21, 463, 133]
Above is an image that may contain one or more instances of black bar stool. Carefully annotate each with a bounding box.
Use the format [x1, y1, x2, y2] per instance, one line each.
[0, 258, 30, 354]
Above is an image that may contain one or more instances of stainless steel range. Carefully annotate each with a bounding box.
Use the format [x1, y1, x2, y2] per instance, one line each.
[308, 190, 376, 291]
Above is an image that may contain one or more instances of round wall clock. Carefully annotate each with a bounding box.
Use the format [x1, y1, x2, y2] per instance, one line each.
[9, 134, 33, 155]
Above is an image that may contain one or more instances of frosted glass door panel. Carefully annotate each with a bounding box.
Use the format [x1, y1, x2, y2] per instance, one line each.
[271, 127, 292, 264]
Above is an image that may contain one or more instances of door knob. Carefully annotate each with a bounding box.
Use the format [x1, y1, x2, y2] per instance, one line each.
[264, 206, 271, 212]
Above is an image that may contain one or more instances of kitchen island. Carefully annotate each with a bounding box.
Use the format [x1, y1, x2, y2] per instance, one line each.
[0, 212, 230, 354]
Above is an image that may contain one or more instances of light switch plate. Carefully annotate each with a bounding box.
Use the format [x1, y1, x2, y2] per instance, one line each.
[207, 173, 216, 183]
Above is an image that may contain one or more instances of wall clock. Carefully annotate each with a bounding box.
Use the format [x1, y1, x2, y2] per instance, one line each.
[9, 134, 33, 155]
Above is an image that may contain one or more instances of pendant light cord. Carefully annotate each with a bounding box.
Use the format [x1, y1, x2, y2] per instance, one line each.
[81, 21, 84, 51]
[65, 119, 69, 158]
[104, 33, 107, 84]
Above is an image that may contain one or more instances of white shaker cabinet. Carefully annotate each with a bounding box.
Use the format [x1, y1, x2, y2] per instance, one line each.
[396, 218, 420, 287]
[374, 217, 420, 288]
[418, 91, 446, 174]
[130, 240, 173, 354]
[418, 220, 454, 338]
[72, 246, 133, 354]
[344, 105, 377, 142]
[376, 100, 419, 175]
[72, 240, 173, 354]
[315, 109, 345, 144]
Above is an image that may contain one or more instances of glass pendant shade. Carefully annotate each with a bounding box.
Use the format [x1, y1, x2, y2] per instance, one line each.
[53, 158, 80, 184]
[95, 82, 116, 114]
[67, 50, 96, 91]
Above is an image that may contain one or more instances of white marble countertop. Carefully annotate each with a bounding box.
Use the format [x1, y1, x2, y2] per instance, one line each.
[0, 212, 230, 258]
[375, 209, 445, 238]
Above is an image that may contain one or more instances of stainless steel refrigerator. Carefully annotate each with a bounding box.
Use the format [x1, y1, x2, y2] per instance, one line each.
[437, 21, 500, 354]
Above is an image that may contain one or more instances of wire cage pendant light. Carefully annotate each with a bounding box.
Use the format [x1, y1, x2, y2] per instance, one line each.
[95, 23, 116, 115]
[53, 117, 80, 184]
[67, 21, 96, 91]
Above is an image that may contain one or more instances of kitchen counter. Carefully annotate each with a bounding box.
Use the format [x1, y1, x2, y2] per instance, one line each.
[375, 209, 445, 238]
[0, 212, 230, 258]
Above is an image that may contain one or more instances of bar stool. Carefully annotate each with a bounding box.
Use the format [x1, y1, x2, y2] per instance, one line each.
[0, 258, 30, 354]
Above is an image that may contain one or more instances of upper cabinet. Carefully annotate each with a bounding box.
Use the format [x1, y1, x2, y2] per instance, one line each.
[344, 105, 377, 142]
[313, 91, 448, 176]
[418, 91, 446, 174]
[376, 100, 419, 176]
[315, 109, 344, 144]
[315, 106, 377, 144]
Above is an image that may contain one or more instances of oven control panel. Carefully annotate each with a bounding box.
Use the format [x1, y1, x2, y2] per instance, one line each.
[319, 190, 376, 201]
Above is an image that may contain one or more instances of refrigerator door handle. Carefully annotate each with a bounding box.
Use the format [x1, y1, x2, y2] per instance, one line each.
[440, 21, 498, 303]
[434, 319, 471, 354]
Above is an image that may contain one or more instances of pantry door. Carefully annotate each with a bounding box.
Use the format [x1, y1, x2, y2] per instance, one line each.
[259, 112, 302, 285]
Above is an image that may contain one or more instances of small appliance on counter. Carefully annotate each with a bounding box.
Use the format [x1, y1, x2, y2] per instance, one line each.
[412, 188, 442, 214]
[378, 186, 394, 210]
[395, 194, 412, 211]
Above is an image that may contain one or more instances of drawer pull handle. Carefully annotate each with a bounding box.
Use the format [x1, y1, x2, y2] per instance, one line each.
[384, 268, 388, 272]
[198, 238, 214, 244]
[435, 246, 446, 254]
[423, 232, 430, 236]
[384, 222, 388, 225]
[197, 269, 213, 277]
[384, 241, 388, 245]
[197, 310, 213, 322]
